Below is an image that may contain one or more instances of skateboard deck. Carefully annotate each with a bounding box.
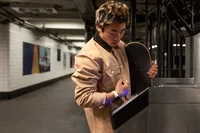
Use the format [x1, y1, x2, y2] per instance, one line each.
[111, 42, 152, 130]
[125, 42, 152, 95]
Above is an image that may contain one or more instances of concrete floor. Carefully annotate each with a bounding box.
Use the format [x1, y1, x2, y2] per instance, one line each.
[0, 77, 90, 133]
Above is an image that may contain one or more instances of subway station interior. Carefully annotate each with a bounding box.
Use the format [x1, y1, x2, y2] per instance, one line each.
[0, 0, 200, 133]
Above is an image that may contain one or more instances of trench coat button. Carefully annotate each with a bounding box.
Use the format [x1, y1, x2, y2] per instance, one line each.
[111, 71, 114, 73]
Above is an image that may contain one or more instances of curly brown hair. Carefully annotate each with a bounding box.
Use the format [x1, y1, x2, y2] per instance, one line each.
[95, 1, 130, 30]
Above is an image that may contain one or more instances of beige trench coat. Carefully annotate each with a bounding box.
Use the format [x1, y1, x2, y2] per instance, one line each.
[71, 38, 131, 133]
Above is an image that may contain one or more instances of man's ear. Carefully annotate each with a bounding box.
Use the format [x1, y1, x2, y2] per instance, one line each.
[96, 25, 102, 32]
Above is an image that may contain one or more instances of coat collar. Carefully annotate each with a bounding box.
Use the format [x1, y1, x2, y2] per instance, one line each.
[93, 32, 112, 52]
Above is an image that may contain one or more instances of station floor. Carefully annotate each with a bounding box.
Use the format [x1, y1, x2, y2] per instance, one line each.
[0, 77, 90, 133]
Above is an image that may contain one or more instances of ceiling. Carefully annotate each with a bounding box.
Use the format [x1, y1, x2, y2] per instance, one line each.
[0, 0, 158, 48]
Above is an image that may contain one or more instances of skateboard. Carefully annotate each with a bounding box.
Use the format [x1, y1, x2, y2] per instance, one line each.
[125, 42, 152, 95]
[111, 42, 152, 130]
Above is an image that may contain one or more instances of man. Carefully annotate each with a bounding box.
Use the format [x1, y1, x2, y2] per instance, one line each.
[71, 1, 158, 133]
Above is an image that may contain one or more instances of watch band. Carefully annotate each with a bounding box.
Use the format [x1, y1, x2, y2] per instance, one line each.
[112, 90, 119, 98]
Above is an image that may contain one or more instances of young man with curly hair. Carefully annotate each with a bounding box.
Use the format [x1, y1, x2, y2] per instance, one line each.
[72, 1, 158, 133]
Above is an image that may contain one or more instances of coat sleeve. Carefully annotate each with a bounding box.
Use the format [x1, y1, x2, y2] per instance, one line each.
[71, 53, 107, 108]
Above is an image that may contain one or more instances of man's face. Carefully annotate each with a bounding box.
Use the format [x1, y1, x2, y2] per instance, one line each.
[98, 22, 126, 47]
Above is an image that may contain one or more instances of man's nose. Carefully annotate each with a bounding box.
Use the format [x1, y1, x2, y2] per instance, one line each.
[113, 37, 118, 41]
[113, 33, 120, 41]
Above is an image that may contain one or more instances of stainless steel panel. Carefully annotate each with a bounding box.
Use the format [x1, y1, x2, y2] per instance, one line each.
[153, 78, 194, 86]
[148, 104, 188, 133]
[189, 104, 200, 133]
[158, 83, 197, 87]
[115, 107, 148, 133]
[185, 37, 191, 78]
[193, 33, 200, 84]
[149, 87, 200, 104]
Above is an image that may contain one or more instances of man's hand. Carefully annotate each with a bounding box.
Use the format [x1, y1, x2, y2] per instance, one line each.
[115, 79, 129, 97]
[147, 61, 158, 79]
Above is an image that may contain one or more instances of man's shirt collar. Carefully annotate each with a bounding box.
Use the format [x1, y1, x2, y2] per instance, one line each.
[93, 32, 112, 52]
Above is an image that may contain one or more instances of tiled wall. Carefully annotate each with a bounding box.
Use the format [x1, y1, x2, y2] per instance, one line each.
[0, 24, 9, 92]
[0, 23, 76, 92]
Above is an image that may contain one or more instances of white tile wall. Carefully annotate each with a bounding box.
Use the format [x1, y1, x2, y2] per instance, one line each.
[0, 23, 76, 92]
[0, 24, 9, 92]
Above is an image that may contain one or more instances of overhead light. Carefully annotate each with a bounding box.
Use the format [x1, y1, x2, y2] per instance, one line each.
[152, 45, 157, 49]
[11, 7, 58, 14]
[182, 44, 186, 47]
[31, 9, 39, 15]
[29, 21, 85, 29]
[18, 8, 25, 14]
[62, 35, 85, 40]
[45, 9, 52, 14]
[72, 41, 85, 47]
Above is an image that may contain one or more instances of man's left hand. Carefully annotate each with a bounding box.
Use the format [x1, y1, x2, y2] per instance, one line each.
[147, 61, 158, 79]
